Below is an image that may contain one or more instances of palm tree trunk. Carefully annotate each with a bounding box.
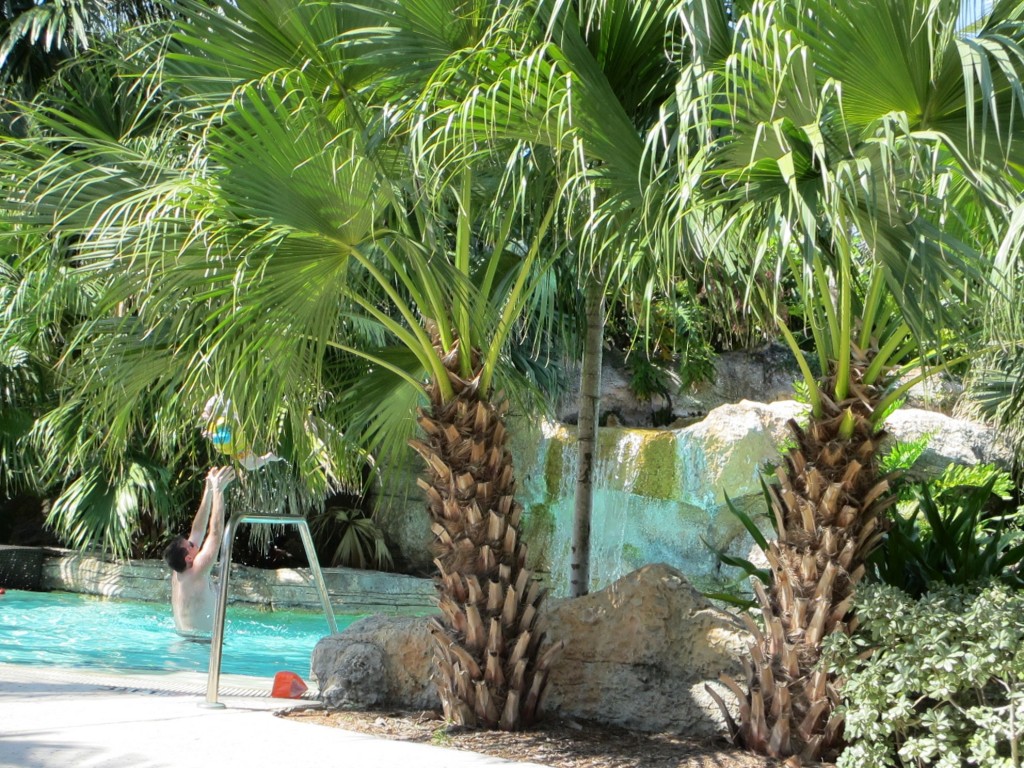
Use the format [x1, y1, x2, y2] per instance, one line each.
[709, 362, 895, 762]
[571, 273, 604, 598]
[410, 333, 563, 730]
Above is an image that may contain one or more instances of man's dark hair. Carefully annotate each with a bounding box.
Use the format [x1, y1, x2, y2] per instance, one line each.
[163, 536, 190, 573]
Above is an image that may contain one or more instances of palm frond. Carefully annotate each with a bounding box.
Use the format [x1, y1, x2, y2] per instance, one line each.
[45, 457, 175, 559]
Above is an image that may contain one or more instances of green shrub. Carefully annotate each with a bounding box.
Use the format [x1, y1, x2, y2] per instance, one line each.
[626, 357, 673, 403]
[868, 464, 1024, 597]
[309, 504, 392, 570]
[825, 582, 1024, 768]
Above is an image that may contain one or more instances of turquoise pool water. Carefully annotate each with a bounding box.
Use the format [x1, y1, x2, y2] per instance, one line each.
[0, 589, 361, 679]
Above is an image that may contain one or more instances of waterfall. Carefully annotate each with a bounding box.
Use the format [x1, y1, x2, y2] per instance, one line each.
[514, 402, 806, 597]
[519, 422, 712, 597]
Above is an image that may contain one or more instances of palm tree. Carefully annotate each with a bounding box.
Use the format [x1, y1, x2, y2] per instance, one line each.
[0, 243, 64, 499]
[0, 4, 163, 484]
[1, 0, 564, 729]
[660, 0, 1024, 761]
[962, 200, 1024, 463]
[0, 241, 180, 556]
[0, 42, 196, 555]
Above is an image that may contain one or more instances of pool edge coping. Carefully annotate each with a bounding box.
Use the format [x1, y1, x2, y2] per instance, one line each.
[0, 661, 321, 704]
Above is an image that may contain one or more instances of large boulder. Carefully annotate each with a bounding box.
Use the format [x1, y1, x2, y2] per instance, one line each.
[313, 642, 387, 709]
[312, 615, 437, 710]
[557, 343, 800, 427]
[884, 408, 1013, 474]
[311, 564, 747, 739]
[675, 400, 805, 513]
[540, 563, 747, 738]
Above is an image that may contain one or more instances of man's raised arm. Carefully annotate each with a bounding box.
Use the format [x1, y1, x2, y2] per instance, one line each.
[190, 466, 236, 575]
[188, 476, 214, 547]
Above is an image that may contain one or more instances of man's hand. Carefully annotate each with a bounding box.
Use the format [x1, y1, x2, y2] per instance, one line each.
[206, 466, 236, 492]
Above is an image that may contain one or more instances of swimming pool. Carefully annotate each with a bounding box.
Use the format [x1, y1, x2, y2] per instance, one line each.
[0, 589, 363, 679]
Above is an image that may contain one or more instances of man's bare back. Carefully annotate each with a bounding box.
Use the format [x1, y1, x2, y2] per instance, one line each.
[171, 561, 219, 636]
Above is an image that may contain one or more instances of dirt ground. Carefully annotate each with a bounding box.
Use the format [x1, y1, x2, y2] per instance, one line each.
[280, 706, 783, 768]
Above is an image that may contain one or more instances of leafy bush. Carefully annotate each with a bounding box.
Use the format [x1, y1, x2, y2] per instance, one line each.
[608, 277, 748, 402]
[930, 462, 1015, 499]
[868, 463, 1024, 597]
[626, 357, 673, 403]
[46, 458, 179, 558]
[825, 582, 1024, 768]
[309, 504, 392, 570]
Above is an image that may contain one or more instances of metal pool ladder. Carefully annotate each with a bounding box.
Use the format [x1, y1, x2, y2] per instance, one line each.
[201, 512, 338, 708]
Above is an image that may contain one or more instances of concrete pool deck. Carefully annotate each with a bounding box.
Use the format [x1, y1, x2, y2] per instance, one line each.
[0, 664, 547, 768]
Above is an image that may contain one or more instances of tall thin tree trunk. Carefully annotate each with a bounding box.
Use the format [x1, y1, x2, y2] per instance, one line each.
[571, 273, 604, 598]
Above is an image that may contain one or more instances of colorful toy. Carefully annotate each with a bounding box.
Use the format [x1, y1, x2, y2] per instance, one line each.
[201, 395, 282, 471]
[208, 418, 245, 457]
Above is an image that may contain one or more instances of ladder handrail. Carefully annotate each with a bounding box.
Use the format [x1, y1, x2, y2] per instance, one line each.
[203, 512, 338, 707]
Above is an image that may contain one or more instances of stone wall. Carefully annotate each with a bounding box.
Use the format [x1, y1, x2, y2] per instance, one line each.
[39, 549, 436, 614]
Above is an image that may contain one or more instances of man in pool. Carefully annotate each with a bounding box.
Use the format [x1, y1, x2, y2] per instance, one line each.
[163, 465, 236, 637]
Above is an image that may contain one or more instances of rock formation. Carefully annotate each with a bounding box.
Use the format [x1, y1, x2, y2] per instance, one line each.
[312, 564, 749, 738]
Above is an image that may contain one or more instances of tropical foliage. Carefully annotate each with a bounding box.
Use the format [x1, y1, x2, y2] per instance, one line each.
[0, 243, 64, 498]
[1, 0, 568, 730]
[826, 582, 1024, 768]
[963, 203, 1024, 474]
[309, 503, 392, 571]
[869, 463, 1024, 597]
[0, 40, 212, 555]
[4, 0, 1024, 752]
[0, 0, 172, 134]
